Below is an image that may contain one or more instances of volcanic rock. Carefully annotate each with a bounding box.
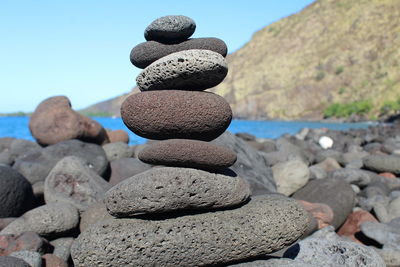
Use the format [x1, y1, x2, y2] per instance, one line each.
[144, 15, 195, 43]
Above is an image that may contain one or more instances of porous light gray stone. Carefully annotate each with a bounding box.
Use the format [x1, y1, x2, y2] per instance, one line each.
[272, 159, 310, 196]
[0, 256, 31, 267]
[228, 258, 318, 267]
[136, 49, 228, 91]
[363, 154, 400, 175]
[0, 203, 79, 239]
[44, 156, 112, 212]
[72, 195, 310, 267]
[105, 167, 250, 217]
[130, 37, 228, 68]
[121, 90, 232, 141]
[80, 202, 113, 232]
[9, 251, 42, 267]
[144, 15, 195, 42]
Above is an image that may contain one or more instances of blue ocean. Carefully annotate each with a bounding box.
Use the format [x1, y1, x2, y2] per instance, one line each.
[0, 116, 375, 145]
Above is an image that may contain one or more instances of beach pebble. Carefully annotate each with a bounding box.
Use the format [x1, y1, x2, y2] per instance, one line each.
[144, 15, 195, 43]
[102, 142, 133, 161]
[29, 96, 109, 146]
[363, 154, 400, 175]
[297, 200, 334, 229]
[318, 136, 333, 149]
[121, 90, 232, 141]
[138, 139, 236, 170]
[72, 195, 310, 267]
[0, 203, 79, 239]
[9, 251, 42, 267]
[44, 156, 111, 212]
[106, 129, 129, 144]
[361, 218, 400, 249]
[0, 231, 53, 256]
[130, 37, 227, 68]
[313, 157, 341, 172]
[50, 237, 74, 262]
[80, 202, 113, 232]
[337, 209, 378, 243]
[105, 167, 250, 217]
[0, 165, 34, 218]
[292, 178, 355, 229]
[42, 254, 68, 267]
[136, 49, 228, 91]
[0, 256, 31, 267]
[272, 159, 310, 196]
[109, 158, 152, 186]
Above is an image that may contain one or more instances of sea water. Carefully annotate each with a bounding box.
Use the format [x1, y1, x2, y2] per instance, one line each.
[0, 116, 376, 145]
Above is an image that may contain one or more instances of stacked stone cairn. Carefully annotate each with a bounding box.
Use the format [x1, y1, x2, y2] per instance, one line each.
[71, 15, 310, 267]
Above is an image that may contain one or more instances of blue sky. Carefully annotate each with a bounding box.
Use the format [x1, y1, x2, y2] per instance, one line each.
[1, 0, 314, 113]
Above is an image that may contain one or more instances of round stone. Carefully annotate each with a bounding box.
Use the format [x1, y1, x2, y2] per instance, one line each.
[136, 49, 228, 91]
[121, 90, 232, 141]
[138, 139, 236, 170]
[144, 15, 196, 43]
[130, 38, 228, 68]
[72, 195, 310, 267]
[0, 256, 31, 267]
[105, 167, 250, 217]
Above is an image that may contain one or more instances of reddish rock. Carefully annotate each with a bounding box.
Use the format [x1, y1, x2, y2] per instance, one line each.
[138, 139, 237, 170]
[378, 172, 396, 179]
[297, 200, 334, 229]
[42, 254, 68, 267]
[29, 96, 109, 146]
[0, 232, 53, 256]
[106, 129, 129, 144]
[121, 91, 232, 141]
[337, 209, 378, 243]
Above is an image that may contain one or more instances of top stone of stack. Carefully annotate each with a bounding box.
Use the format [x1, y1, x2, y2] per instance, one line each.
[144, 15, 196, 43]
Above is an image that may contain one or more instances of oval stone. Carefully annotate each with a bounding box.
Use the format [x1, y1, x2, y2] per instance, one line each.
[121, 90, 232, 141]
[136, 49, 228, 91]
[130, 38, 228, 68]
[144, 15, 196, 43]
[138, 139, 237, 170]
[105, 167, 250, 217]
[72, 195, 310, 267]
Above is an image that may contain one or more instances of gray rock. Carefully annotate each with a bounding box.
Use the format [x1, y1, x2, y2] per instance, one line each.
[0, 165, 35, 218]
[50, 237, 74, 262]
[308, 165, 327, 180]
[9, 139, 42, 162]
[228, 258, 318, 267]
[313, 157, 341, 172]
[144, 15, 195, 43]
[212, 132, 276, 195]
[0, 150, 13, 165]
[105, 167, 251, 217]
[109, 158, 152, 186]
[0, 256, 31, 267]
[363, 154, 400, 175]
[363, 182, 390, 198]
[102, 142, 133, 161]
[136, 49, 228, 91]
[13, 139, 109, 184]
[272, 159, 310, 196]
[71, 195, 310, 267]
[9, 251, 42, 267]
[388, 196, 400, 220]
[80, 202, 113, 232]
[0, 203, 79, 239]
[44, 156, 112, 212]
[375, 247, 400, 267]
[0, 137, 15, 151]
[361, 218, 400, 249]
[292, 178, 355, 229]
[130, 37, 227, 68]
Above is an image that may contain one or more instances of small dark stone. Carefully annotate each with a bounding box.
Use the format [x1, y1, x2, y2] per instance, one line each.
[144, 15, 196, 43]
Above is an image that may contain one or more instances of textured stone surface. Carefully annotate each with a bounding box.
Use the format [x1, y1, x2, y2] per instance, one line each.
[29, 96, 109, 145]
[72, 195, 310, 267]
[44, 156, 111, 212]
[42, 254, 68, 267]
[80, 202, 113, 232]
[292, 178, 355, 229]
[0, 232, 53, 256]
[138, 139, 236, 170]
[0, 256, 31, 267]
[105, 167, 250, 217]
[50, 237, 74, 262]
[0, 203, 79, 239]
[272, 159, 310, 196]
[363, 154, 400, 175]
[136, 49, 228, 91]
[102, 142, 133, 162]
[130, 38, 227, 68]
[121, 90, 232, 141]
[109, 158, 152, 186]
[9, 251, 42, 267]
[228, 258, 318, 267]
[13, 139, 109, 184]
[0, 165, 34, 218]
[144, 15, 195, 42]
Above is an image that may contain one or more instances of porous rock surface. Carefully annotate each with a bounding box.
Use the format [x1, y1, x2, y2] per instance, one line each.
[105, 167, 250, 217]
[121, 90, 232, 141]
[144, 15, 195, 42]
[130, 37, 227, 68]
[138, 139, 237, 170]
[72, 195, 310, 267]
[136, 49, 228, 91]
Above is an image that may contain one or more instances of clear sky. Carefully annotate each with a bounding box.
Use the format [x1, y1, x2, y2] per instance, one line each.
[1, 0, 314, 113]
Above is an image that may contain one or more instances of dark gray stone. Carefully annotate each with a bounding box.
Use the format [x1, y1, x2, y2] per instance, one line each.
[13, 139, 109, 184]
[80, 202, 113, 232]
[362, 182, 390, 198]
[130, 37, 227, 68]
[109, 158, 152, 186]
[71, 195, 310, 267]
[292, 178, 355, 229]
[363, 154, 400, 175]
[136, 49, 228, 91]
[44, 156, 111, 212]
[0, 165, 34, 218]
[0, 256, 31, 267]
[105, 167, 250, 217]
[144, 15, 195, 43]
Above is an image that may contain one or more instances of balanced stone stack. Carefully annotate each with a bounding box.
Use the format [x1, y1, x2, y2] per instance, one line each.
[71, 15, 310, 267]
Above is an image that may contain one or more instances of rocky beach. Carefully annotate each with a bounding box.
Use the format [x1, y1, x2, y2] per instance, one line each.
[1, 14, 400, 267]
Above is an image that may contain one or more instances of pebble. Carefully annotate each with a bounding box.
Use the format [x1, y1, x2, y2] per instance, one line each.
[105, 129, 129, 144]
[79, 202, 113, 232]
[138, 139, 237, 170]
[144, 15, 196, 43]
[361, 218, 400, 249]
[72, 195, 310, 267]
[0, 231, 53, 256]
[130, 37, 227, 68]
[363, 154, 400, 175]
[9, 251, 42, 267]
[50, 237, 74, 262]
[109, 158, 152, 186]
[105, 167, 250, 217]
[0, 256, 31, 267]
[121, 90, 232, 141]
[102, 141, 133, 161]
[297, 200, 334, 229]
[42, 254, 68, 267]
[272, 159, 310, 196]
[337, 209, 378, 243]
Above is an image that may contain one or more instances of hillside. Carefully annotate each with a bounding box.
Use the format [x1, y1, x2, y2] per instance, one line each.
[83, 0, 400, 120]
